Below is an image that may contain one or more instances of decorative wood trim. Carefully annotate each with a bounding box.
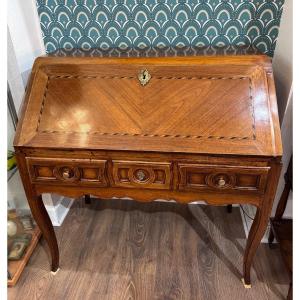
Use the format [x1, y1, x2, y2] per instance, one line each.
[249, 78, 256, 139]
[36, 76, 49, 132]
[48, 75, 249, 80]
[34, 184, 262, 207]
[38, 131, 253, 140]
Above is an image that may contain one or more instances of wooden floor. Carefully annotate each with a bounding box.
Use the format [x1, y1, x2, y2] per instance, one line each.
[8, 198, 290, 300]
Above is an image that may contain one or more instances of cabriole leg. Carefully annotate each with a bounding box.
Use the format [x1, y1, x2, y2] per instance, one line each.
[28, 194, 59, 272]
[242, 206, 269, 288]
[242, 162, 282, 288]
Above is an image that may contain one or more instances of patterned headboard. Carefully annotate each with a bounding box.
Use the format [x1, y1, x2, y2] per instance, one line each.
[36, 0, 285, 57]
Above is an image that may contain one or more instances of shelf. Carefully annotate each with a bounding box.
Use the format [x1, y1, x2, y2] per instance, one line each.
[8, 226, 41, 287]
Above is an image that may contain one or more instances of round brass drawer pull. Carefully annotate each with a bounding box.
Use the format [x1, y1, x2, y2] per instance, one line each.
[136, 169, 147, 181]
[62, 168, 73, 179]
[206, 173, 236, 189]
[218, 178, 226, 187]
[54, 166, 79, 182]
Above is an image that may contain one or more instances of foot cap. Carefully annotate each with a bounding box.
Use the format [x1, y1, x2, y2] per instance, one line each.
[51, 268, 60, 275]
[241, 278, 251, 289]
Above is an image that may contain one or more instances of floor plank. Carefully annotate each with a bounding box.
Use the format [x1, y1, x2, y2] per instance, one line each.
[8, 198, 290, 300]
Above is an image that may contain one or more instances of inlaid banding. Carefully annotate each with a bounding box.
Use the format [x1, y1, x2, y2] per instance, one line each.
[37, 74, 256, 141]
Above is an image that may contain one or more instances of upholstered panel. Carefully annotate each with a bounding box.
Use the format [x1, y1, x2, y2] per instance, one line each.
[36, 0, 285, 56]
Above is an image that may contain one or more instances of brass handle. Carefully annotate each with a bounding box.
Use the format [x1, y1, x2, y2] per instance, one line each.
[136, 169, 147, 181]
[62, 169, 72, 179]
[218, 178, 226, 187]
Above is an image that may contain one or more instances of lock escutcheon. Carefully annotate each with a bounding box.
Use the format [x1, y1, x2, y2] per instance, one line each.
[138, 69, 151, 86]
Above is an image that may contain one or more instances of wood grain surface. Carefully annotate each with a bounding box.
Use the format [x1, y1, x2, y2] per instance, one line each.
[14, 55, 282, 156]
[8, 199, 289, 300]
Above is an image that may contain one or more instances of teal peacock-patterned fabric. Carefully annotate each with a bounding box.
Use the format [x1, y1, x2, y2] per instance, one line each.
[36, 0, 285, 56]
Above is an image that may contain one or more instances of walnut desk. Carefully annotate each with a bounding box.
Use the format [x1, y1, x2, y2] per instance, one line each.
[14, 52, 282, 288]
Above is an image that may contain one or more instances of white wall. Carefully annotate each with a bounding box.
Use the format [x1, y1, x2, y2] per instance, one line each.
[7, 0, 45, 84]
[7, 28, 25, 114]
[271, 0, 293, 217]
[272, 0, 292, 122]
[7, 108, 15, 152]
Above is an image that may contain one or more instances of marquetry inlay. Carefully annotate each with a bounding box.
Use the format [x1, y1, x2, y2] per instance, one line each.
[36, 74, 255, 141]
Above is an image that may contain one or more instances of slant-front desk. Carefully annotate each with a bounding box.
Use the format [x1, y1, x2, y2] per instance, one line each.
[14, 49, 282, 288]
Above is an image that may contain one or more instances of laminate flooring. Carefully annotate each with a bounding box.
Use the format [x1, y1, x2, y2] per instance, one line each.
[8, 198, 290, 300]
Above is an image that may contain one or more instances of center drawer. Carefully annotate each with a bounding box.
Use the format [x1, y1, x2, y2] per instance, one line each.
[111, 160, 171, 190]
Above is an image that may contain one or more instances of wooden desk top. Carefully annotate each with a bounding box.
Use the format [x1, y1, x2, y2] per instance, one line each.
[14, 53, 282, 157]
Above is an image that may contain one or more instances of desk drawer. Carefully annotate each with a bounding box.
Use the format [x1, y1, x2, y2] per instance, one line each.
[26, 157, 108, 186]
[112, 160, 171, 190]
[178, 164, 270, 194]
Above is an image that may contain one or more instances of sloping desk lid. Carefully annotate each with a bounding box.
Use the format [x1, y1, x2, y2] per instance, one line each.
[14, 54, 282, 157]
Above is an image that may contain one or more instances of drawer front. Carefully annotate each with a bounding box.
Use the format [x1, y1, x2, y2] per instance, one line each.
[112, 160, 171, 190]
[178, 164, 270, 194]
[26, 157, 107, 186]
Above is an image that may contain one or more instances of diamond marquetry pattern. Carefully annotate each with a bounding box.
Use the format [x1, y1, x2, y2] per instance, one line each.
[38, 75, 254, 140]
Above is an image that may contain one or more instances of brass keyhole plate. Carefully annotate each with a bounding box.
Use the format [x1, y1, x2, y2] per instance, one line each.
[138, 69, 151, 86]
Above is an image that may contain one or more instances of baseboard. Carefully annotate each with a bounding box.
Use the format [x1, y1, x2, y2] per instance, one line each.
[45, 197, 74, 226]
